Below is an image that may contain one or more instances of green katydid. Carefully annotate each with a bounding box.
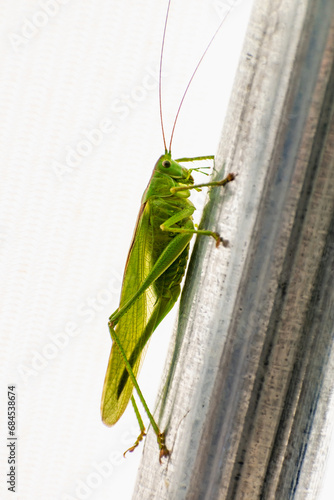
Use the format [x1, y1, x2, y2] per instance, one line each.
[101, 0, 235, 461]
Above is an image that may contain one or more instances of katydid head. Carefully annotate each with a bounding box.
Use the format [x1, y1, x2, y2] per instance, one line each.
[156, 153, 194, 183]
[142, 154, 193, 203]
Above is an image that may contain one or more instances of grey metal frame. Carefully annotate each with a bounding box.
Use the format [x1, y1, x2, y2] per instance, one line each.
[133, 0, 334, 498]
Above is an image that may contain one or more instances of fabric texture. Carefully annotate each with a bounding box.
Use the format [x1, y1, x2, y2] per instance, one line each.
[0, 1, 248, 498]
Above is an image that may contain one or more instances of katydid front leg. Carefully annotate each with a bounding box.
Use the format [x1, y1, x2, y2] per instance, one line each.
[171, 172, 236, 194]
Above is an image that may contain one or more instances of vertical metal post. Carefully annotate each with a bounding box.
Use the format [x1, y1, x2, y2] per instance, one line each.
[133, 0, 334, 498]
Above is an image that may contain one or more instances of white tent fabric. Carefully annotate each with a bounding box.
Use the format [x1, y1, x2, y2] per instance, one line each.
[0, 1, 253, 499]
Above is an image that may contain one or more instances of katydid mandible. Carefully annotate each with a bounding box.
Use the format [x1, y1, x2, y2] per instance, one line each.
[101, 0, 235, 461]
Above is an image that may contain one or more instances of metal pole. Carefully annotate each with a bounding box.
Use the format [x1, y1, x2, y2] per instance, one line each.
[133, 0, 334, 498]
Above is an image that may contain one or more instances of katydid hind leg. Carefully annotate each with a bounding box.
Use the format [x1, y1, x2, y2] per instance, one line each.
[116, 300, 163, 398]
[109, 230, 193, 329]
[120, 291, 179, 457]
[117, 288, 180, 398]
[108, 319, 170, 457]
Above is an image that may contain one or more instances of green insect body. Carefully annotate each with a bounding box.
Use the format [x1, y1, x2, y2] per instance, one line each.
[101, 155, 195, 427]
[101, 0, 235, 461]
[101, 152, 234, 459]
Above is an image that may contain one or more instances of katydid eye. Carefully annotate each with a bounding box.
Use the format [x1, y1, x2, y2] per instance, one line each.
[162, 160, 171, 168]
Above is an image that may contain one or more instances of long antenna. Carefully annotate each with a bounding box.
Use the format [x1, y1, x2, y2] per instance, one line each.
[168, 10, 230, 153]
[159, 0, 172, 153]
